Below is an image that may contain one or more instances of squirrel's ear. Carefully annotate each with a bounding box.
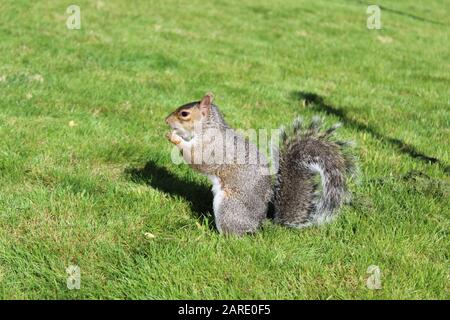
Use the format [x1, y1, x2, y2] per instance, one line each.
[199, 92, 214, 116]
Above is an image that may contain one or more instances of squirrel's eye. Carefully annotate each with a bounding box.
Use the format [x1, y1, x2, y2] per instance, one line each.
[180, 111, 190, 117]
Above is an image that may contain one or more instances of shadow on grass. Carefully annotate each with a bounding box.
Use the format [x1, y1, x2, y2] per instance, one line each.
[125, 160, 213, 223]
[293, 91, 449, 174]
[354, 1, 448, 26]
[126, 161, 279, 229]
[378, 5, 448, 26]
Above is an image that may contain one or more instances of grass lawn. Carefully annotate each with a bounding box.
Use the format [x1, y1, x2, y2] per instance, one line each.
[0, 0, 449, 299]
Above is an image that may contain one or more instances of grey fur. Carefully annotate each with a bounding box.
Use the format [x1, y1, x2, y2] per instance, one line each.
[175, 103, 273, 236]
[167, 99, 355, 235]
[273, 117, 355, 227]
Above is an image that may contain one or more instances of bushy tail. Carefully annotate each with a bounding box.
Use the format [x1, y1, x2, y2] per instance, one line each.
[273, 117, 356, 228]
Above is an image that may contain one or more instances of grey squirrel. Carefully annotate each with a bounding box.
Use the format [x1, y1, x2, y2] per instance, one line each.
[165, 93, 356, 236]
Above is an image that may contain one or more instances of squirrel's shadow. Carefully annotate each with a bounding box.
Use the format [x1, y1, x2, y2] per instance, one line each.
[125, 160, 214, 224]
[292, 91, 450, 174]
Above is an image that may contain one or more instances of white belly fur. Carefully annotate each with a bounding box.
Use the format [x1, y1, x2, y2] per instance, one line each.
[208, 175, 224, 232]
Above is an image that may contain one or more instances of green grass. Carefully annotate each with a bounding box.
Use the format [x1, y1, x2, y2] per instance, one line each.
[0, 0, 449, 299]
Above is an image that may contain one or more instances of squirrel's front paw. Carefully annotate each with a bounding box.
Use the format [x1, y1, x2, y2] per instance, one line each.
[166, 131, 182, 145]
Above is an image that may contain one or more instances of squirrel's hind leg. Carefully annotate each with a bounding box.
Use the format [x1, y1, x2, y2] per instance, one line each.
[209, 175, 263, 236]
[214, 196, 261, 236]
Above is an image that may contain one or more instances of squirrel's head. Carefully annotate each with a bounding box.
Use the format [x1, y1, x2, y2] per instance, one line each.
[165, 93, 214, 140]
